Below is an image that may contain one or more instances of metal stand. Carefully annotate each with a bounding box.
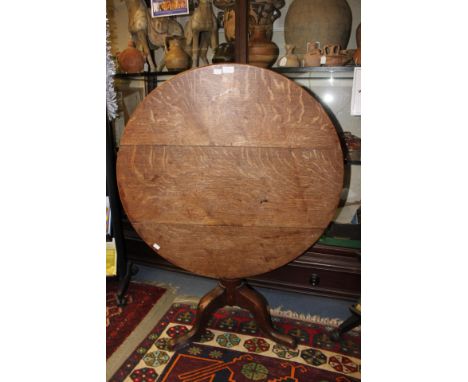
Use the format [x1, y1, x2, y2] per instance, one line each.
[115, 261, 139, 306]
[107, 116, 137, 306]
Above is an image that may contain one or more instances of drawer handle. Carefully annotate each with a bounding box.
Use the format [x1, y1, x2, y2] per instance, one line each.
[309, 273, 320, 286]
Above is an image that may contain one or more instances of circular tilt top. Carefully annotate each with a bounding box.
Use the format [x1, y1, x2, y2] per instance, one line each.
[117, 64, 344, 279]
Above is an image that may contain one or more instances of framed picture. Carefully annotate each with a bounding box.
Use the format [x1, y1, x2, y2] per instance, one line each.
[151, 0, 189, 18]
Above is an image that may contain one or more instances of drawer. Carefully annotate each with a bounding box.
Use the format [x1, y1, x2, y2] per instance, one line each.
[248, 256, 360, 301]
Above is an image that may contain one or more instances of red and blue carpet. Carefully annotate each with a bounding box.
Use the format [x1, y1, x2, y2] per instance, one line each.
[108, 302, 361, 382]
[106, 280, 169, 359]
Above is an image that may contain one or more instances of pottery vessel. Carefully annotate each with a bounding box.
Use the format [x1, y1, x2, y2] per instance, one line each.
[117, 40, 145, 73]
[322, 44, 352, 66]
[248, 25, 279, 68]
[303, 42, 322, 67]
[278, 44, 300, 67]
[213, 0, 235, 10]
[340, 49, 354, 65]
[353, 23, 361, 65]
[164, 37, 190, 71]
[284, 0, 352, 58]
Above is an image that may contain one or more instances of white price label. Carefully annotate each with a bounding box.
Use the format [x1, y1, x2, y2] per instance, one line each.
[222, 66, 234, 73]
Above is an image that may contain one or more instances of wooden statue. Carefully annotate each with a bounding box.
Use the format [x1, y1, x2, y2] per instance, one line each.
[124, 0, 183, 71]
[124, 0, 155, 70]
[185, 0, 218, 67]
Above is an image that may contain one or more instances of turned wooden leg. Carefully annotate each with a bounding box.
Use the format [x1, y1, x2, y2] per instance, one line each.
[137, 31, 156, 72]
[198, 33, 209, 67]
[157, 54, 166, 72]
[167, 283, 226, 351]
[191, 31, 200, 68]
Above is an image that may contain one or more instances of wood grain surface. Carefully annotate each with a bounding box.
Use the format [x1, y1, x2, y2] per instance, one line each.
[117, 64, 343, 279]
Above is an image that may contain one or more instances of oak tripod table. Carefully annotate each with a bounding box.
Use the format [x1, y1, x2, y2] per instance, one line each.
[117, 64, 344, 350]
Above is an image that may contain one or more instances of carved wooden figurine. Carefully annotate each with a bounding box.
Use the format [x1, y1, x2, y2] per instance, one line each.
[125, 0, 183, 71]
[125, 0, 156, 70]
[185, 0, 218, 67]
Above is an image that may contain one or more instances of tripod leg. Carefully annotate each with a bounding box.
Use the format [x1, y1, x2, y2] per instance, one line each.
[237, 283, 297, 349]
[167, 283, 226, 351]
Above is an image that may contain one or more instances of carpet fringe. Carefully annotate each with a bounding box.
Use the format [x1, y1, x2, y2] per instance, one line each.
[132, 280, 181, 293]
[173, 295, 200, 304]
[269, 306, 343, 327]
[269, 306, 360, 333]
[173, 295, 359, 332]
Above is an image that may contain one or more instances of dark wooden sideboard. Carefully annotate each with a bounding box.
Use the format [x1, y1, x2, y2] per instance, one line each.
[122, 217, 360, 301]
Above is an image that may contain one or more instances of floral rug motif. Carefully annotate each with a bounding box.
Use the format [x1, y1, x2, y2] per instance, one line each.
[109, 303, 360, 381]
[106, 280, 167, 359]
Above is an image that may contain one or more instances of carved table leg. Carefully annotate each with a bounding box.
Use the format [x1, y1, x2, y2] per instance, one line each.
[168, 283, 226, 351]
[167, 279, 296, 351]
[235, 282, 297, 349]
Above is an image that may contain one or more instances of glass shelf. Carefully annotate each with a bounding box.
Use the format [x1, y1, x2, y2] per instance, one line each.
[114, 65, 358, 80]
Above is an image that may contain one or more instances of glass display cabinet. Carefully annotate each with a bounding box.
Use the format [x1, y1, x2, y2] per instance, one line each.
[107, 0, 361, 300]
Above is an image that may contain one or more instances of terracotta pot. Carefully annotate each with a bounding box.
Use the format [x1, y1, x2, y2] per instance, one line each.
[117, 40, 145, 73]
[284, 0, 352, 58]
[164, 37, 190, 71]
[322, 44, 352, 66]
[278, 44, 300, 67]
[248, 25, 279, 68]
[340, 49, 355, 65]
[303, 42, 322, 67]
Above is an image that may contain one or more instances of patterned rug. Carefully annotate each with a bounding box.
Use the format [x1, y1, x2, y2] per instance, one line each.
[107, 280, 168, 359]
[109, 302, 361, 382]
